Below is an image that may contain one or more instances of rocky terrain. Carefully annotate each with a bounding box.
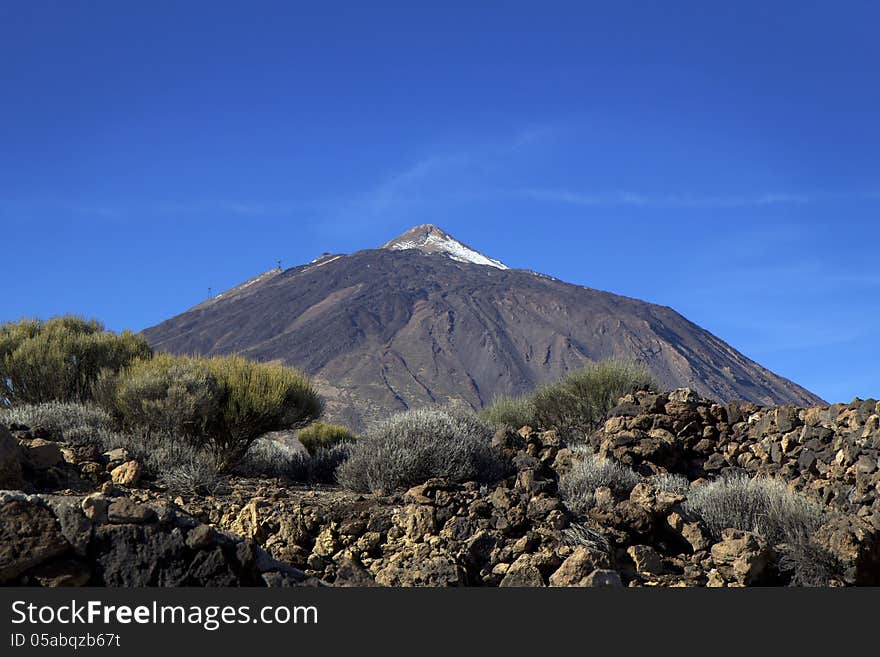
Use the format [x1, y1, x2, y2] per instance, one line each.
[3, 389, 879, 587]
[142, 225, 822, 429]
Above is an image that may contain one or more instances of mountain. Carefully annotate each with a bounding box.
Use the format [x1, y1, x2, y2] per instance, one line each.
[142, 224, 824, 429]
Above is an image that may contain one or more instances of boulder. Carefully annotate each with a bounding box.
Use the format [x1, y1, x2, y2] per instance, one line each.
[110, 460, 143, 486]
[499, 554, 546, 587]
[710, 529, 772, 585]
[813, 516, 880, 585]
[0, 497, 70, 582]
[549, 546, 610, 586]
[22, 438, 64, 469]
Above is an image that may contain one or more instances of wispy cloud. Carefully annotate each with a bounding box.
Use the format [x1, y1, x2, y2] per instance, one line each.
[517, 189, 813, 208]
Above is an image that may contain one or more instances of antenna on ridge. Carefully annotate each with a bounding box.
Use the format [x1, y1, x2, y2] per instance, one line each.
[276, 259, 282, 271]
[208, 286, 213, 297]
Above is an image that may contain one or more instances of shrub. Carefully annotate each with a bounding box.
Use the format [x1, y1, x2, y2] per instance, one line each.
[480, 395, 537, 430]
[205, 355, 324, 469]
[337, 408, 506, 494]
[237, 436, 301, 478]
[683, 474, 825, 544]
[647, 472, 692, 495]
[296, 422, 355, 455]
[98, 426, 224, 495]
[238, 437, 350, 484]
[100, 353, 324, 471]
[559, 450, 642, 516]
[531, 359, 656, 440]
[0, 401, 113, 442]
[0, 316, 151, 405]
[101, 354, 222, 440]
[683, 474, 837, 585]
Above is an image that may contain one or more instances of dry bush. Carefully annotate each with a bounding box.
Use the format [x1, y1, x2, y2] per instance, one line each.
[337, 408, 506, 493]
[559, 450, 642, 516]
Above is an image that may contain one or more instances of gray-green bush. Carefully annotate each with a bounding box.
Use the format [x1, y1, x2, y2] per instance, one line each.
[337, 408, 506, 493]
[98, 353, 324, 471]
[647, 472, 692, 495]
[559, 450, 642, 516]
[684, 474, 837, 585]
[683, 474, 825, 544]
[0, 401, 113, 443]
[237, 436, 350, 484]
[480, 395, 537, 430]
[0, 316, 151, 405]
[531, 359, 656, 440]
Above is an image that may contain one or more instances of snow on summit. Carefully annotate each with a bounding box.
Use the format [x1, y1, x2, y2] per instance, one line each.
[380, 224, 509, 270]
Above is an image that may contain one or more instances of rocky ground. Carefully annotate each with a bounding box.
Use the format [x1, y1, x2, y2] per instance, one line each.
[2, 388, 879, 587]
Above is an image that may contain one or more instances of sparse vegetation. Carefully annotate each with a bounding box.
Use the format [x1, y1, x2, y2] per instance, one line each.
[296, 422, 355, 455]
[480, 395, 537, 430]
[684, 474, 825, 544]
[559, 449, 642, 516]
[0, 401, 113, 442]
[684, 473, 837, 585]
[237, 436, 350, 484]
[337, 408, 506, 493]
[647, 472, 691, 495]
[531, 359, 656, 440]
[0, 316, 151, 405]
[97, 353, 323, 471]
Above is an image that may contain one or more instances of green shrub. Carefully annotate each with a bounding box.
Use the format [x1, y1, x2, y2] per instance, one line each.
[337, 408, 507, 494]
[296, 422, 355, 455]
[100, 353, 324, 471]
[205, 355, 324, 468]
[559, 450, 642, 516]
[101, 354, 222, 440]
[531, 359, 656, 440]
[0, 316, 151, 405]
[480, 395, 537, 430]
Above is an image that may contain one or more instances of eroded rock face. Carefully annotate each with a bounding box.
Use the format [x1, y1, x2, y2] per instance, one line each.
[813, 516, 880, 585]
[0, 492, 317, 587]
[0, 497, 69, 582]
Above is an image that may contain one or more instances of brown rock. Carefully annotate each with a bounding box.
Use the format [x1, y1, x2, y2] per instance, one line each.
[627, 544, 666, 576]
[81, 494, 110, 523]
[0, 425, 24, 489]
[0, 498, 70, 582]
[186, 524, 218, 550]
[813, 516, 880, 585]
[110, 460, 143, 486]
[23, 438, 64, 469]
[107, 499, 157, 524]
[499, 554, 546, 587]
[549, 546, 609, 586]
[400, 504, 435, 541]
[583, 569, 623, 587]
[710, 529, 771, 585]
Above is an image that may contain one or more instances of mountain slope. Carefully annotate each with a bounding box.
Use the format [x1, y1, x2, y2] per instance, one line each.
[142, 225, 824, 429]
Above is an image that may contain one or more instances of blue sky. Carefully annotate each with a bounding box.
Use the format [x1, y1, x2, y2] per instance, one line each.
[2, 1, 878, 403]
